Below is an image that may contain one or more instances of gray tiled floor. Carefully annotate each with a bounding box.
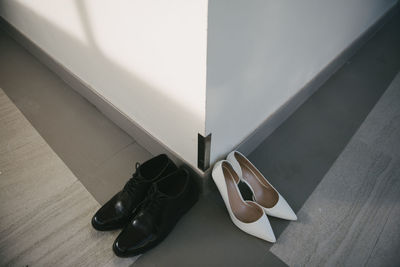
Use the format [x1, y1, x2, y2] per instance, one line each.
[271, 73, 400, 266]
[0, 8, 399, 267]
[0, 88, 136, 266]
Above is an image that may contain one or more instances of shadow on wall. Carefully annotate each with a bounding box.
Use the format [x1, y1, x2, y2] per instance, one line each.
[205, 0, 397, 163]
[0, 0, 203, 165]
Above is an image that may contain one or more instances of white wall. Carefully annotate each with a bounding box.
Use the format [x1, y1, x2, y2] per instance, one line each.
[206, 0, 397, 163]
[0, 0, 208, 168]
[1, 0, 397, 171]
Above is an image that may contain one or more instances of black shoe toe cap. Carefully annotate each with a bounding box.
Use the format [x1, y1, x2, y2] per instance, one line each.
[113, 223, 156, 257]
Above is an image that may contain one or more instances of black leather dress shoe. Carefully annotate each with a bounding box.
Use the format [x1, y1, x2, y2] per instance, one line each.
[113, 168, 199, 257]
[91, 154, 177, 231]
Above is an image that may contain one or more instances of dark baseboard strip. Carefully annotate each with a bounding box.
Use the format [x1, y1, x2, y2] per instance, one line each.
[236, 3, 399, 156]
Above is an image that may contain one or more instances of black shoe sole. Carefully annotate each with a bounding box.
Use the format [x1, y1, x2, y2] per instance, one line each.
[112, 194, 199, 257]
[91, 217, 128, 231]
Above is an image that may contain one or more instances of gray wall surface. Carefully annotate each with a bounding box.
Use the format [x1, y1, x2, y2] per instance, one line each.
[205, 0, 397, 163]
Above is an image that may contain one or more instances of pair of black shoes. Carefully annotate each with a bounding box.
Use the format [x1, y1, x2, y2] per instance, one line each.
[92, 154, 198, 257]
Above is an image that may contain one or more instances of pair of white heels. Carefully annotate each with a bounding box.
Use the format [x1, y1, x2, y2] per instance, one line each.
[212, 151, 297, 243]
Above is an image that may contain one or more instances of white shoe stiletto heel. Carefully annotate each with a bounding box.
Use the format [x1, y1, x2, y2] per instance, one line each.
[227, 151, 297, 221]
[212, 161, 276, 243]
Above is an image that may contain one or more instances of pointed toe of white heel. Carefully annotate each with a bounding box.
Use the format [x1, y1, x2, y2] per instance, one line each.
[264, 194, 297, 221]
[254, 214, 276, 243]
[263, 229, 276, 243]
[238, 201, 276, 243]
[235, 212, 276, 243]
[212, 160, 276, 243]
[227, 151, 297, 221]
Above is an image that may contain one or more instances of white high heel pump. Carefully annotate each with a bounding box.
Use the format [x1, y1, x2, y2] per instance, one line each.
[227, 151, 297, 221]
[212, 160, 276, 243]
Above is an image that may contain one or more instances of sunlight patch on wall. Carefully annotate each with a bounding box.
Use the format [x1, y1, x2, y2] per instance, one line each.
[83, 0, 208, 121]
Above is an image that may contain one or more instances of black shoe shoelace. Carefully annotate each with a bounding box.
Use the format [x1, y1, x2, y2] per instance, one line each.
[140, 186, 166, 219]
[122, 162, 144, 196]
